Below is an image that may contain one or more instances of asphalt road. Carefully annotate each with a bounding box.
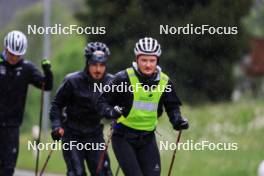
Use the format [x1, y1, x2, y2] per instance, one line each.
[14, 169, 63, 176]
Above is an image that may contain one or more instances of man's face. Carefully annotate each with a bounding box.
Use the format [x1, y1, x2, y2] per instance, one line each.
[6, 49, 21, 65]
[137, 55, 158, 76]
[88, 62, 106, 80]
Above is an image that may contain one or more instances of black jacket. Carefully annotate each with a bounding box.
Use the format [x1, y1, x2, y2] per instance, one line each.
[0, 53, 53, 127]
[97, 64, 182, 128]
[49, 71, 114, 135]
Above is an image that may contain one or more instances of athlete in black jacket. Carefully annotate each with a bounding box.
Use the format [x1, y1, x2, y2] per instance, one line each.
[97, 37, 189, 176]
[0, 30, 53, 176]
[50, 42, 113, 176]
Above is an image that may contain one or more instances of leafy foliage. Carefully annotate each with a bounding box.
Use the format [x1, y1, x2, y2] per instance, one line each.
[243, 2, 264, 37]
[77, 0, 252, 102]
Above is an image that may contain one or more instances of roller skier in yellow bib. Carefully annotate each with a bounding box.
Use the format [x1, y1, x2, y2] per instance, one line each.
[97, 37, 189, 176]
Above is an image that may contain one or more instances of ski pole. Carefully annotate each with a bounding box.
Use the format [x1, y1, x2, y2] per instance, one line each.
[115, 166, 120, 176]
[155, 130, 163, 137]
[168, 130, 182, 176]
[35, 82, 45, 176]
[39, 148, 54, 176]
[96, 120, 116, 175]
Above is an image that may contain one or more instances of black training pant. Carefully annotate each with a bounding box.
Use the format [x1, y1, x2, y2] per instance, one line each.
[112, 129, 161, 176]
[0, 127, 19, 176]
[62, 130, 112, 176]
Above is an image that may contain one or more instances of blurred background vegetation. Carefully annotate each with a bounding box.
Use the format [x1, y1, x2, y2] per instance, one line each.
[77, 0, 252, 102]
[0, 0, 256, 130]
[1, 0, 264, 175]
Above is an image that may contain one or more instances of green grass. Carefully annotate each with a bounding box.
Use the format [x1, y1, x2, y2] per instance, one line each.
[16, 99, 264, 175]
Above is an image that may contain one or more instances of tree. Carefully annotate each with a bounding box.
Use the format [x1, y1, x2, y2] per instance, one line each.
[243, 1, 264, 37]
[77, 0, 252, 102]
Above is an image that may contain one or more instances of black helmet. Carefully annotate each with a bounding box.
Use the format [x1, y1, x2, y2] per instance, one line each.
[84, 42, 110, 61]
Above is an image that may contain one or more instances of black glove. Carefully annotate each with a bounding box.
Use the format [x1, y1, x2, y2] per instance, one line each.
[171, 115, 189, 131]
[109, 106, 123, 119]
[41, 59, 51, 71]
[51, 127, 64, 141]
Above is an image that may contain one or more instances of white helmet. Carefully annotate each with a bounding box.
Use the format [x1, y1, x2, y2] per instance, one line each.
[134, 37, 161, 57]
[4, 30, 28, 56]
